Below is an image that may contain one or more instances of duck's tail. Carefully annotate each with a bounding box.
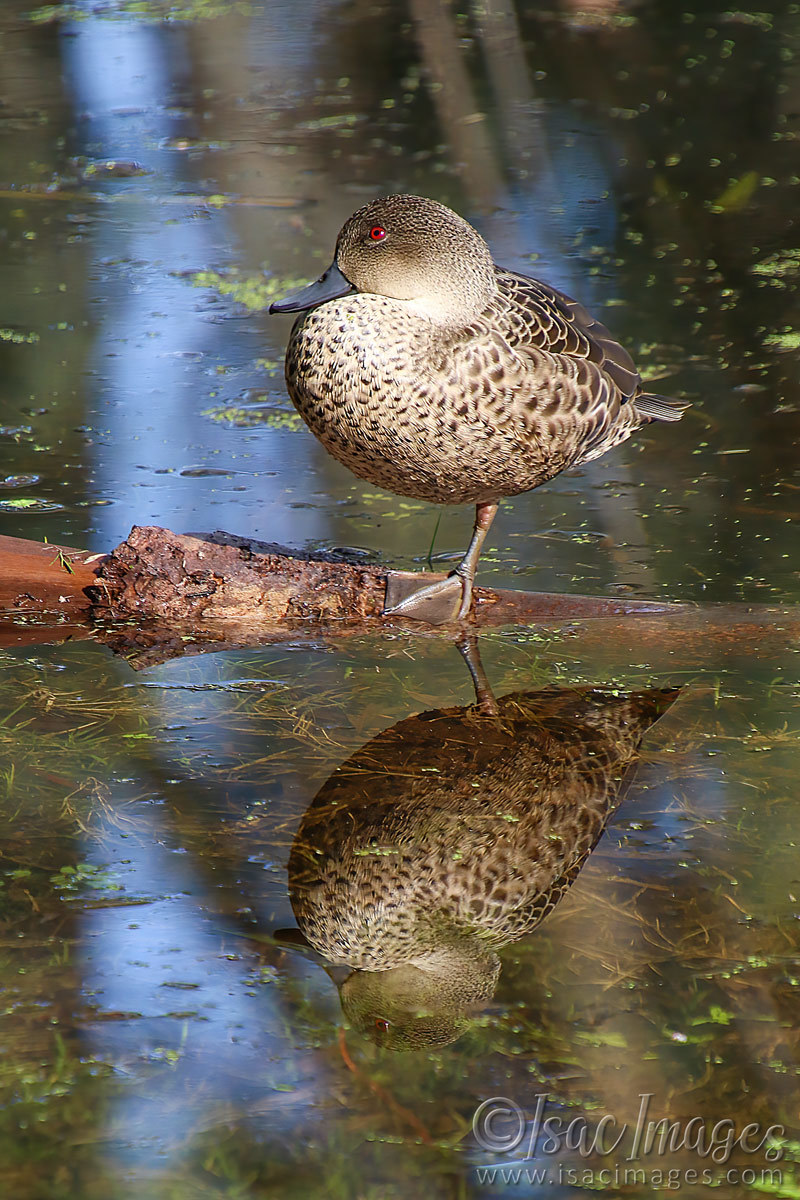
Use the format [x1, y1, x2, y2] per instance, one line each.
[634, 392, 690, 423]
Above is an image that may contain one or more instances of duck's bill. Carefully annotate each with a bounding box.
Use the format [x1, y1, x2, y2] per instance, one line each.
[269, 261, 355, 314]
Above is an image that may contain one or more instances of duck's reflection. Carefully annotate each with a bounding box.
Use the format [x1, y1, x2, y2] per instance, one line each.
[288, 683, 679, 1049]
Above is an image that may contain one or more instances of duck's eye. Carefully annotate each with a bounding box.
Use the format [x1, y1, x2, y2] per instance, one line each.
[375, 1018, 390, 1033]
[369, 225, 387, 242]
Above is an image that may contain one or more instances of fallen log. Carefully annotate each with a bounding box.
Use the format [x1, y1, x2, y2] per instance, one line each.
[0, 534, 106, 613]
[0, 528, 797, 671]
[0, 525, 676, 634]
[87, 526, 678, 628]
[0, 534, 107, 648]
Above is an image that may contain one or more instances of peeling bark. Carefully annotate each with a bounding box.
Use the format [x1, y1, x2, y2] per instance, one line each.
[87, 527, 386, 625]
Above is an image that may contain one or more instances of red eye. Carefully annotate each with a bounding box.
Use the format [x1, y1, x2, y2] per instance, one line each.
[369, 225, 387, 242]
[375, 1018, 390, 1033]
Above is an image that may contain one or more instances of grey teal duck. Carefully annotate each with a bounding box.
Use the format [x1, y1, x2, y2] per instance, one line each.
[271, 194, 687, 624]
[288, 684, 680, 1049]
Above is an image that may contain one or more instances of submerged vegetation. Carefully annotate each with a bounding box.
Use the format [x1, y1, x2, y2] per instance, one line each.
[1, 0, 800, 1194]
[27, 1, 253, 23]
[189, 270, 306, 313]
[1, 632, 799, 1191]
[202, 402, 303, 430]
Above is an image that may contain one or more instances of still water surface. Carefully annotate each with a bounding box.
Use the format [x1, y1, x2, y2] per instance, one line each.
[1, 1, 799, 1196]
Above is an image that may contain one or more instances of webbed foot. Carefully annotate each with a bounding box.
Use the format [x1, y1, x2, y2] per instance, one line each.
[382, 501, 498, 625]
[384, 570, 473, 624]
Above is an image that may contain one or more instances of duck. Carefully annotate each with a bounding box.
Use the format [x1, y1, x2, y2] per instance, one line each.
[288, 683, 680, 1049]
[270, 194, 686, 624]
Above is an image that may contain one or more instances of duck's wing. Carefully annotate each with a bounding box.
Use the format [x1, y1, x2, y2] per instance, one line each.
[494, 268, 642, 402]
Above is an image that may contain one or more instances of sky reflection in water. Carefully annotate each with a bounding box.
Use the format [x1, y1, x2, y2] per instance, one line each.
[0, 1, 799, 1197]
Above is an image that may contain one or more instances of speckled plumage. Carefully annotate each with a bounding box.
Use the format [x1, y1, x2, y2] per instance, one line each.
[288, 685, 679, 1048]
[276, 195, 683, 507]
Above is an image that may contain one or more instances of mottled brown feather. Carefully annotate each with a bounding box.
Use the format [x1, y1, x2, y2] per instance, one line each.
[276, 195, 686, 510]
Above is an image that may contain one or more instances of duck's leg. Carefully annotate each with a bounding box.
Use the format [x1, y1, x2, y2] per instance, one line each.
[453, 502, 499, 618]
[384, 502, 499, 624]
[456, 633, 499, 715]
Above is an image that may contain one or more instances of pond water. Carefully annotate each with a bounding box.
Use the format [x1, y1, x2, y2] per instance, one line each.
[1, 1, 799, 1197]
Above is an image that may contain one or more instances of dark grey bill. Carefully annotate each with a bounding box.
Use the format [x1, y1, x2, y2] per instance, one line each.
[269, 261, 355, 314]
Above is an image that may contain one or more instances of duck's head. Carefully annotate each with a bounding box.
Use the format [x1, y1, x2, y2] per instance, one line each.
[270, 194, 496, 326]
[337, 939, 501, 1051]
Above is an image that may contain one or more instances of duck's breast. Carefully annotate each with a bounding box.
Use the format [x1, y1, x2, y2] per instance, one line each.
[283, 287, 643, 504]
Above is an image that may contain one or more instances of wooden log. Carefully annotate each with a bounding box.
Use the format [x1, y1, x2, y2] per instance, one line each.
[0, 534, 106, 612]
[1, 529, 797, 672]
[81, 527, 800, 671]
[0, 525, 675, 652]
[86, 525, 679, 628]
[0, 534, 107, 649]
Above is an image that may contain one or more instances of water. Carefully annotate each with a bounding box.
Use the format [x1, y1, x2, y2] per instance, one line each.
[1, 1, 799, 1197]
